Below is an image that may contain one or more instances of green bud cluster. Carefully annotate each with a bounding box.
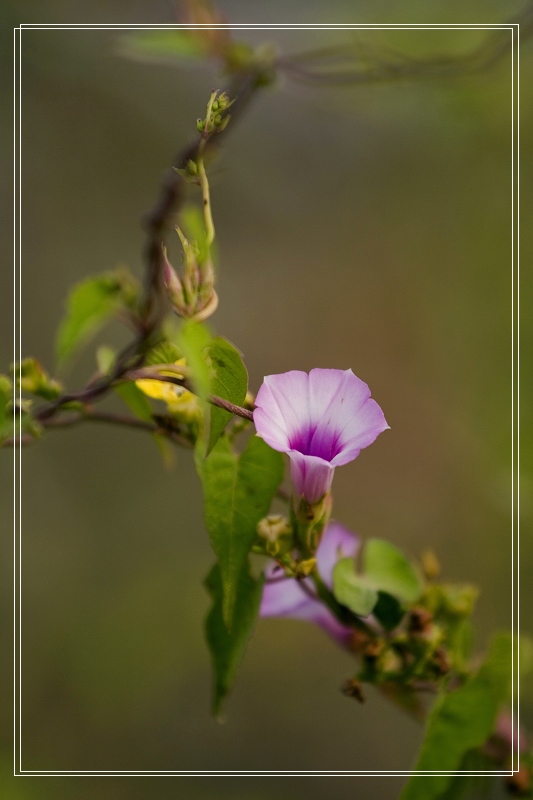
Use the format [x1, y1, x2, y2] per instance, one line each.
[348, 579, 478, 701]
[256, 514, 293, 557]
[11, 358, 62, 401]
[163, 231, 218, 323]
[196, 90, 234, 139]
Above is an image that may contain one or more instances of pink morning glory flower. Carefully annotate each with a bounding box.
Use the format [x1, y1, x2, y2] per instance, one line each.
[253, 368, 389, 504]
[260, 522, 359, 646]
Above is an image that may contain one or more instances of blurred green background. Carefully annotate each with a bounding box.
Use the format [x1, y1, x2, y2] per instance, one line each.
[1, 0, 532, 797]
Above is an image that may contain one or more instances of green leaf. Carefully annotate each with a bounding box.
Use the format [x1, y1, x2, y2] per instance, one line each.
[118, 30, 209, 65]
[400, 632, 512, 800]
[115, 380, 178, 467]
[332, 558, 379, 617]
[12, 358, 62, 400]
[0, 375, 12, 426]
[206, 337, 248, 455]
[204, 562, 264, 718]
[372, 591, 405, 631]
[96, 345, 116, 374]
[145, 340, 183, 367]
[181, 205, 212, 265]
[199, 435, 284, 627]
[56, 269, 139, 365]
[363, 538, 422, 603]
[178, 321, 212, 400]
[436, 749, 496, 800]
[114, 382, 153, 422]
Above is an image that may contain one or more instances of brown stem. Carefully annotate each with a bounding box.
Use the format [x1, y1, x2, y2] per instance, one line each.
[28, 69, 263, 434]
[120, 371, 254, 421]
[5, 408, 192, 448]
[277, 5, 533, 87]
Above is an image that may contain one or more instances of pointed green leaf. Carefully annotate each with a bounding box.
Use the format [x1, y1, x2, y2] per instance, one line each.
[372, 591, 405, 631]
[114, 381, 178, 466]
[435, 749, 496, 800]
[332, 558, 379, 617]
[12, 358, 62, 400]
[199, 435, 284, 627]
[206, 337, 248, 455]
[204, 562, 264, 718]
[118, 31, 209, 65]
[114, 382, 153, 422]
[96, 345, 116, 374]
[56, 269, 139, 365]
[178, 321, 212, 400]
[181, 205, 211, 266]
[145, 340, 183, 367]
[400, 632, 512, 800]
[0, 375, 12, 427]
[364, 538, 422, 603]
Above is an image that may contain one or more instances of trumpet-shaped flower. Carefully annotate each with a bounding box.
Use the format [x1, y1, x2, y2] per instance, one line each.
[253, 368, 389, 504]
[260, 522, 359, 645]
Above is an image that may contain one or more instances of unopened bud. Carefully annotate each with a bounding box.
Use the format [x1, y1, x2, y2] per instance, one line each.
[408, 607, 433, 636]
[294, 557, 317, 578]
[431, 646, 451, 676]
[192, 289, 219, 322]
[257, 515, 291, 542]
[162, 247, 185, 310]
[257, 514, 292, 556]
[341, 678, 365, 703]
[12, 358, 62, 400]
[421, 549, 441, 581]
[196, 118, 205, 132]
[216, 92, 230, 109]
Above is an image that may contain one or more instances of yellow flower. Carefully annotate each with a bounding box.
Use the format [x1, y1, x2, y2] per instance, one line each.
[136, 359, 201, 423]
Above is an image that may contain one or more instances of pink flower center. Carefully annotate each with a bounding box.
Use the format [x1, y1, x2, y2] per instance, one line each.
[289, 424, 343, 462]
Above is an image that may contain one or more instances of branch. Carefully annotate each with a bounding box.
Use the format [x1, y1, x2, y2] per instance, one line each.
[28, 69, 265, 433]
[121, 370, 254, 421]
[4, 408, 192, 448]
[278, 2, 533, 86]
[140, 70, 261, 335]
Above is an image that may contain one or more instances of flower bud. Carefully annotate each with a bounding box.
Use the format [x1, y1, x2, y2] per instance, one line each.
[163, 232, 218, 323]
[421, 549, 441, 581]
[341, 678, 365, 703]
[257, 514, 292, 542]
[294, 557, 317, 578]
[257, 514, 292, 556]
[12, 358, 62, 400]
[163, 247, 185, 310]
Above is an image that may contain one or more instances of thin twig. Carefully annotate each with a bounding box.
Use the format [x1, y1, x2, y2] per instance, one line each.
[121, 371, 254, 421]
[4, 408, 192, 448]
[28, 69, 263, 434]
[277, 3, 533, 86]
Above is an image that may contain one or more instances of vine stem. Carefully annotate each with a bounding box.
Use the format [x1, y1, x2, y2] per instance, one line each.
[120, 370, 254, 421]
[4, 408, 192, 448]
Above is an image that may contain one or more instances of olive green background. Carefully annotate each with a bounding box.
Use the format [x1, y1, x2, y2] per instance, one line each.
[1, 0, 532, 798]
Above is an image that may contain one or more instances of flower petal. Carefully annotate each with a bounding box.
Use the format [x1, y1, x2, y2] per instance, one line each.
[254, 371, 310, 449]
[260, 565, 352, 645]
[330, 397, 389, 466]
[288, 450, 335, 504]
[316, 521, 360, 589]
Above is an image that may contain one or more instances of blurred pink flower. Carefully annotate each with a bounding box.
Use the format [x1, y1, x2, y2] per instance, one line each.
[253, 368, 389, 503]
[260, 522, 359, 645]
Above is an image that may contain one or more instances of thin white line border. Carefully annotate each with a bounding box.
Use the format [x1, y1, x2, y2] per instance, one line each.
[13, 20, 520, 779]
